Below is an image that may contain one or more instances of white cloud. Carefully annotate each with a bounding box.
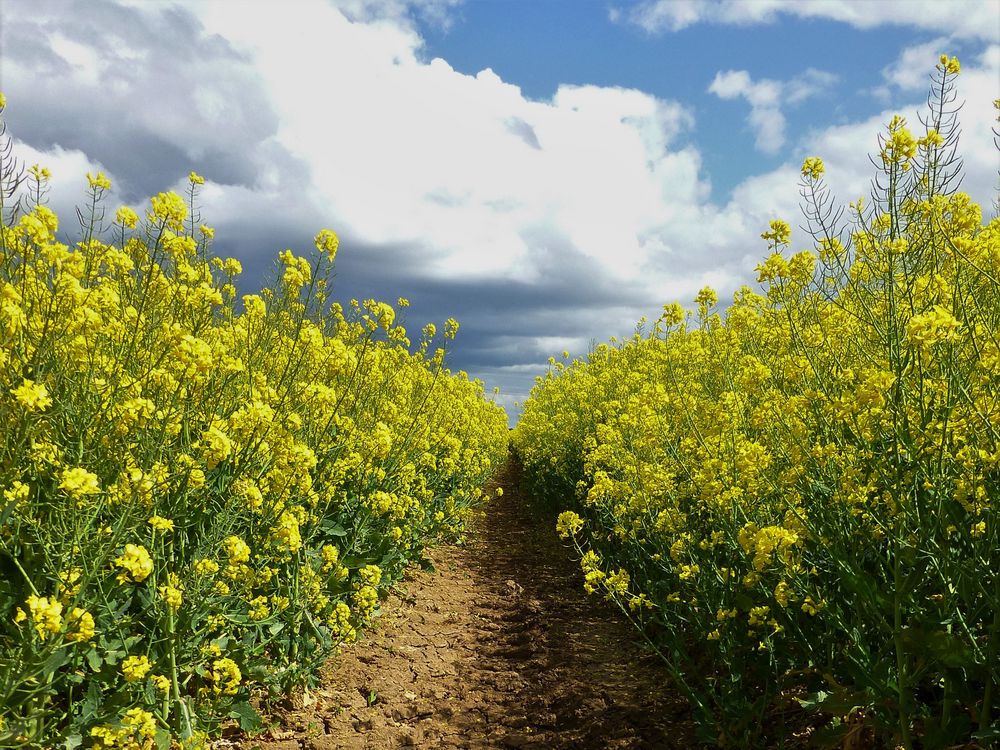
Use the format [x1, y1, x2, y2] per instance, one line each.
[708, 68, 836, 154]
[180, 0, 709, 283]
[879, 37, 953, 92]
[614, 0, 1000, 41]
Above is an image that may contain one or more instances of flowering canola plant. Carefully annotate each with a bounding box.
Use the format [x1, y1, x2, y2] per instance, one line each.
[514, 57, 998, 749]
[0, 97, 508, 748]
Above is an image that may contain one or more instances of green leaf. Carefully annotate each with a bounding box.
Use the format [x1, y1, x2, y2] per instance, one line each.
[64, 734, 83, 750]
[81, 680, 101, 722]
[42, 648, 71, 674]
[85, 647, 102, 672]
[154, 728, 172, 750]
[228, 701, 263, 732]
[794, 689, 829, 710]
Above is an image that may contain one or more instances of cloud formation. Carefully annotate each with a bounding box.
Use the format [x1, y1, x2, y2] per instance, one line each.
[612, 0, 999, 41]
[708, 68, 837, 154]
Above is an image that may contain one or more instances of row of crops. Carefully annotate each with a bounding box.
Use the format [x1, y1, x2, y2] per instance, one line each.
[514, 59, 998, 749]
[0, 95, 509, 748]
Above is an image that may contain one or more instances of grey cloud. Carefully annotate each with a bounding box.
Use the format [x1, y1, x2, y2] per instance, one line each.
[330, 0, 462, 31]
[1, 0, 285, 200]
[504, 117, 541, 149]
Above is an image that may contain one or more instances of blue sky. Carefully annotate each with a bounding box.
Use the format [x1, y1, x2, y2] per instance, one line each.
[1, 0, 998, 421]
[422, 2, 984, 202]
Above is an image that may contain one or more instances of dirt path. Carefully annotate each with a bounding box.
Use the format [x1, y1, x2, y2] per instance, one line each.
[235, 461, 696, 749]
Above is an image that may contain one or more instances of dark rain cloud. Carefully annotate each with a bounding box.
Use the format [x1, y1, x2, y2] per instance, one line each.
[1, 0, 284, 201]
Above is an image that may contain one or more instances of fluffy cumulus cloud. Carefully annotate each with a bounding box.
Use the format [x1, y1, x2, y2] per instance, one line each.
[180, 0, 702, 284]
[708, 68, 837, 154]
[2, 0, 997, 419]
[612, 0, 999, 41]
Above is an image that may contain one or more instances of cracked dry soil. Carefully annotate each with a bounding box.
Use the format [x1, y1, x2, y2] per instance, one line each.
[231, 461, 696, 749]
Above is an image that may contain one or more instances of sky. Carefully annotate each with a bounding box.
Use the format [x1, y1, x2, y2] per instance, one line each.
[1, 0, 998, 422]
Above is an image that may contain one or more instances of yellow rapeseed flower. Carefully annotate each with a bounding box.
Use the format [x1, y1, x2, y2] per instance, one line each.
[210, 657, 242, 696]
[18, 205, 58, 244]
[121, 654, 152, 682]
[881, 115, 917, 169]
[556, 510, 584, 538]
[774, 581, 793, 608]
[760, 219, 791, 247]
[90, 708, 157, 749]
[193, 558, 220, 576]
[801, 156, 824, 180]
[223, 535, 251, 564]
[113, 544, 153, 583]
[938, 54, 960, 74]
[59, 467, 101, 499]
[65, 607, 95, 642]
[115, 205, 139, 228]
[314, 229, 339, 261]
[248, 596, 269, 621]
[86, 172, 112, 191]
[149, 191, 187, 231]
[148, 515, 174, 532]
[159, 584, 183, 612]
[272, 510, 302, 553]
[21, 595, 63, 640]
[29, 164, 51, 182]
[12, 378, 52, 411]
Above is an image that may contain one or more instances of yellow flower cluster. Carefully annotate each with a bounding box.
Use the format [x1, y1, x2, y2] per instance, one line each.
[12, 378, 51, 411]
[209, 657, 242, 696]
[66, 607, 96, 642]
[0, 94, 507, 749]
[147, 515, 174, 532]
[158, 580, 183, 612]
[556, 510, 584, 539]
[113, 544, 154, 583]
[515, 56, 995, 748]
[59, 466, 101, 502]
[121, 655, 152, 683]
[90, 708, 157, 750]
[14, 595, 63, 640]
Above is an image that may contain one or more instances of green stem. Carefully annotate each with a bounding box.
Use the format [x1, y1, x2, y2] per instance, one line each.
[981, 579, 1000, 732]
[892, 536, 913, 750]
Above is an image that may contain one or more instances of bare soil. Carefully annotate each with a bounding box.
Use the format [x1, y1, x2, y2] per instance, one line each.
[226, 461, 697, 749]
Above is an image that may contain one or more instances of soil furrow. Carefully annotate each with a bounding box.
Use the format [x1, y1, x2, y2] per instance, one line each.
[229, 462, 695, 749]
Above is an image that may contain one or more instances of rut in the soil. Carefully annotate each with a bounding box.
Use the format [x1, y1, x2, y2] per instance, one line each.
[234, 461, 696, 749]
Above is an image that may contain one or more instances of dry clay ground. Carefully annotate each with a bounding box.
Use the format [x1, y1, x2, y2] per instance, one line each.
[228, 461, 697, 749]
